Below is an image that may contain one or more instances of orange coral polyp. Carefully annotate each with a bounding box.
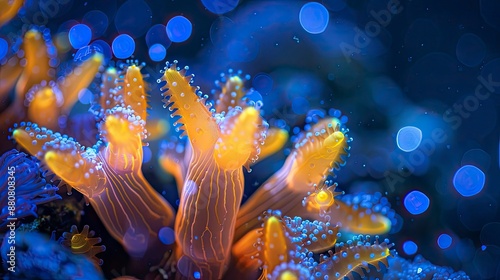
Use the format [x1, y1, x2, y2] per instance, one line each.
[262, 216, 290, 276]
[161, 63, 219, 151]
[44, 149, 105, 197]
[235, 118, 349, 240]
[58, 53, 103, 114]
[11, 110, 175, 264]
[289, 119, 346, 188]
[100, 108, 146, 172]
[214, 106, 260, 170]
[99, 67, 120, 112]
[16, 29, 54, 98]
[27, 86, 59, 128]
[332, 202, 392, 235]
[215, 74, 245, 114]
[121, 65, 148, 121]
[257, 127, 288, 162]
[0, 0, 24, 27]
[314, 236, 392, 279]
[161, 63, 267, 279]
[60, 225, 106, 266]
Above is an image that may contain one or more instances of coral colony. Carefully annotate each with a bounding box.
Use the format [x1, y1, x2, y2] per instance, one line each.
[0, 0, 486, 279]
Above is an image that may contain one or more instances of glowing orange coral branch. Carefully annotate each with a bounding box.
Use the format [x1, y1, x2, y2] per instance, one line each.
[0, 58, 22, 101]
[161, 62, 267, 279]
[315, 236, 392, 280]
[16, 29, 54, 99]
[12, 107, 176, 265]
[58, 53, 103, 115]
[0, 0, 24, 27]
[214, 74, 246, 114]
[159, 137, 191, 195]
[160, 62, 219, 151]
[0, 29, 55, 132]
[25, 53, 102, 130]
[257, 127, 288, 162]
[235, 118, 348, 240]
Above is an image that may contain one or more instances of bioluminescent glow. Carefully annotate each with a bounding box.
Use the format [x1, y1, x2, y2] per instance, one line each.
[456, 33, 486, 67]
[404, 190, 430, 215]
[158, 227, 175, 245]
[403, 240, 418, 255]
[166, 16, 192, 43]
[453, 165, 486, 197]
[142, 146, 152, 163]
[299, 2, 329, 34]
[69, 24, 92, 49]
[252, 73, 274, 94]
[112, 34, 135, 59]
[149, 44, 166, 62]
[77, 88, 93, 104]
[396, 126, 422, 152]
[437, 233, 452, 249]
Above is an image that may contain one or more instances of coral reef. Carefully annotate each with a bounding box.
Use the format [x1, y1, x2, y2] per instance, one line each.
[0, 2, 484, 278]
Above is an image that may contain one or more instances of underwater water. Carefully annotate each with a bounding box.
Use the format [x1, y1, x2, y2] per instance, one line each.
[0, 0, 499, 279]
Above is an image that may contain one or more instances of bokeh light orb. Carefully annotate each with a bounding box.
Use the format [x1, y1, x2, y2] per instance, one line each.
[115, 0, 152, 38]
[456, 33, 486, 67]
[396, 126, 422, 152]
[210, 16, 233, 48]
[158, 227, 175, 245]
[149, 43, 167, 62]
[77, 88, 93, 104]
[166, 16, 193, 43]
[142, 146, 152, 163]
[90, 40, 112, 63]
[437, 233, 453, 249]
[201, 0, 239, 15]
[112, 34, 135, 59]
[252, 73, 274, 94]
[404, 190, 430, 215]
[0, 38, 8, 60]
[299, 2, 330, 34]
[403, 240, 418, 255]
[82, 10, 109, 39]
[480, 0, 500, 30]
[68, 24, 92, 49]
[453, 165, 486, 197]
[146, 24, 171, 48]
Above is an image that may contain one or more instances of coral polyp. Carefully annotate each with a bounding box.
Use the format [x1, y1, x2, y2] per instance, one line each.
[160, 62, 268, 279]
[11, 108, 175, 264]
[58, 224, 106, 266]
